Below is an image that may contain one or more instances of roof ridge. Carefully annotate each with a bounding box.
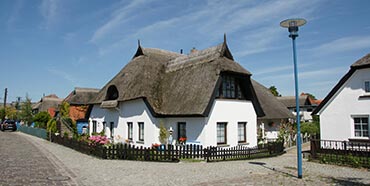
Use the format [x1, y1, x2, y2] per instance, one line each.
[166, 43, 224, 72]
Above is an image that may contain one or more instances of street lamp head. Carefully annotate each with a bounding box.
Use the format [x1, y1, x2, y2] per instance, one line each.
[280, 18, 307, 39]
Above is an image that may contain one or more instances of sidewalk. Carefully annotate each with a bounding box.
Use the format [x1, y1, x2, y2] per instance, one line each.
[19, 132, 370, 186]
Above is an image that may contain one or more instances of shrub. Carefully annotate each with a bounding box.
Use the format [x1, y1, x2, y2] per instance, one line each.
[301, 122, 319, 135]
[89, 135, 110, 146]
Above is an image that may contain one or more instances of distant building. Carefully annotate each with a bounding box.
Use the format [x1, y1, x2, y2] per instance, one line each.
[64, 87, 99, 135]
[32, 94, 63, 117]
[64, 87, 99, 121]
[252, 80, 293, 142]
[277, 94, 319, 122]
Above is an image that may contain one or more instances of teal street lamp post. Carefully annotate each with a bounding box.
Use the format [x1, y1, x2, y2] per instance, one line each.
[280, 18, 307, 179]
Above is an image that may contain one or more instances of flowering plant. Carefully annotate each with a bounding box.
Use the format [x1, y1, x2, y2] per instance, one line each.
[89, 135, 110, 146]
[179, 137, 187, 144]
[152, 143, 160, 149]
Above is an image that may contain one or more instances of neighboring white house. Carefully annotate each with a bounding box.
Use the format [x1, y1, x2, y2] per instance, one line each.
[312, 53, 370, 141]
[88, 39, 265, 147]
[252, 80, 293, 142]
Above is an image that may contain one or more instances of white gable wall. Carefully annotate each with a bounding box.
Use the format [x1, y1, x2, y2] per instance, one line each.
[205, 99, 257, 147]
[90, 99, 158, 146]
[319, 68, 370, 141]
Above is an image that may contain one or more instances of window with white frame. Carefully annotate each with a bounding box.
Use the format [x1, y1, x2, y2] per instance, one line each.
[92, 120, 97, 133]
[109, 122, 114, 139]
[138, 122, 144, 141]
[365, 81, 370, 93]
[354, 116, 369, 137]
[127, 122, 133, 140]
[178, 122, 186, 139]
[217, 122, 227, 144]
[238, 122, 247, 143]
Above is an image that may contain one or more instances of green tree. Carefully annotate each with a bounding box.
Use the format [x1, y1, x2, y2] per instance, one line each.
[47, 118, 58, 133]
[60, 101, 70, 117]
[33, 111, 51, 129]
[158, 120, 168, 144]
[20, 96, 33, 125]
[304, 93, 316, 100]
[269, 86, 281, 97]
[301, 122, 320, 135]
[0, 107, 17, 120]
[58, 101, 77, 135]
[0, 108, 5, 121]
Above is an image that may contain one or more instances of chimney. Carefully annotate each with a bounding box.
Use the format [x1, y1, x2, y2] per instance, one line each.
[190, 47, 197, 54]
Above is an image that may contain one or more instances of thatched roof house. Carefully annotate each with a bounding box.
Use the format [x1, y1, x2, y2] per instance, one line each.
[32, 94, 63, 116]
[252, 80, 293, 120]
[277, 95, 312, 109]
[64, 87, 99, 105]
[91, 40, 264, 117]
[89, 38, 296, 147]
[64, 87, 100, 122]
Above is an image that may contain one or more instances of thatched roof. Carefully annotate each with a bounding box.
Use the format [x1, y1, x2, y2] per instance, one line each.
[313, 52, 370, 115]
[32, 94, 63, 112]
[91, 40, 263, 117]
[351, 53, 370, 68]
[252, 80, 293, 119]
[277, 95, 311, 108]
[64, 87, 100, 105]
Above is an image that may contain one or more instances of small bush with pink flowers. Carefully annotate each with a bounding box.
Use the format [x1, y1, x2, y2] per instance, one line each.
[88, 135, 110, 146]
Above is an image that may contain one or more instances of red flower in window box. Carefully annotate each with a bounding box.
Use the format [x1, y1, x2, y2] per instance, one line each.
[179, 137, 187, 144]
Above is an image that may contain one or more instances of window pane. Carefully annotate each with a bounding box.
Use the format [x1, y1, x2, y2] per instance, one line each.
[138, 122, 144, 141]
[127, 122, 133, 140]
[354, 124, 361, 130]
[110, 122, 114, 138]
[362, 118, 368, 123]
[178, 122, 186, 139]
[363, 131, 369, 137]
[355, 131, 361, 137]
[353, 117, 369, 137]
[365, 81, 370, 92]
[217, 123, 226, 144]
[354, 118, 360, 123]
[238, 122, 246, 142]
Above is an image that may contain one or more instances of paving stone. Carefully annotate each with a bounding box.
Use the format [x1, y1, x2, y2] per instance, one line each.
[0, 131, 78, 186]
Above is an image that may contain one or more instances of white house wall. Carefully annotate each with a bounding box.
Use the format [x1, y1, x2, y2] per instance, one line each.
[161, 118, 206, 145]
[90, 99, 157, 147]
[206, 99, 257, 147]
[319, 68, 370, 141]
[90, 98, 258, 147]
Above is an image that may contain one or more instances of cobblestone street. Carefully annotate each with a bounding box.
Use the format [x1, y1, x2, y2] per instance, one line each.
[2, 132, 370, 186]
[0, 131, 79, 186]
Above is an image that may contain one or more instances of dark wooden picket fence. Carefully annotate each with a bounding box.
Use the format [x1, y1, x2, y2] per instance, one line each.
[310, 139, 370, 168]
[104, 143, 204, 161]
[50, 134, 284, 162]
[50, 134, 105, 158]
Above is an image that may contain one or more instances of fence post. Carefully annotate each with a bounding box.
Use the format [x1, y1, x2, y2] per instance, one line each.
[310, 139, 317, 159]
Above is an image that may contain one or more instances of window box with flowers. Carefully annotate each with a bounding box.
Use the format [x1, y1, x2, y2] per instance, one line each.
[178, 137, 187, 145]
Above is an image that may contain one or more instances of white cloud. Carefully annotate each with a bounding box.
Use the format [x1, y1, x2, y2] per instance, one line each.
[90, 0, 150, 43]
[95, 0, 323, 56]
[259, 66, 347, 80]
[311, 35, 370, 55]
[47, 68, 77, 85]
[39, 0, 59, 29]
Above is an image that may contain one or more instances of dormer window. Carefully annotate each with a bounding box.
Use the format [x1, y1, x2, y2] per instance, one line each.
[106, 85, 119, 100]
[216, 75, 244, 99]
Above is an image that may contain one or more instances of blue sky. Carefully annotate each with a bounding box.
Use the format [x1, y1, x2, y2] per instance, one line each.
[1, 0, 370, 102]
